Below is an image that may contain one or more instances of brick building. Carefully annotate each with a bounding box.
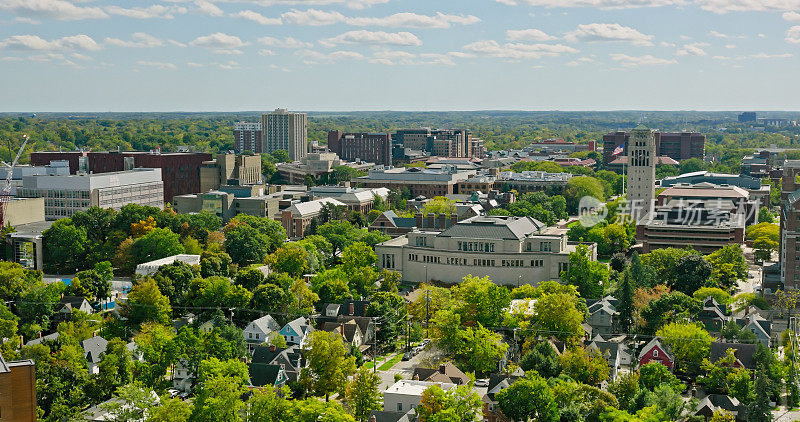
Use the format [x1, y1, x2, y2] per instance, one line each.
[356, 166, 476, 198]
[0, 352, 36, 421]
[31, 150, 212, 203]
[327, 131, 392, 166]
[602, 131, 705, 164]
[394, 128, 473, 158]
[781, 161, 800, 289]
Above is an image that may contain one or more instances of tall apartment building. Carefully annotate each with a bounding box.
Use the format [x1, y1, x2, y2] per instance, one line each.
[18, 169, 164, 220]
[30, 150, 212, 203]
[327, 131, 392, 166]
[626, 125, 657, 222]
[262, 109, 308, 161]
[234, 122, 263, 153]
[739, 112, 757, 123]
[602, 131, 705, 165]
[394, 128, 472, 158]
[780, 161, 800, 289]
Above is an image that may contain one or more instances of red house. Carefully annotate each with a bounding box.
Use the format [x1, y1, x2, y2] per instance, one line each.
[638, 338, 674, 369]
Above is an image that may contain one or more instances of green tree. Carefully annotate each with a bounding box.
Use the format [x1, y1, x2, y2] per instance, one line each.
[187, 276, 253, 311]
[608, 372, 640, 413]
[746, 366, 774, 422]
[754, 237, 779, 262]
[300, 331, 356, 401]
[520, 341, 562, 379]
[672, 254, 712, 295]
[345, 368, 381, 422]
[418, 384, 483, 422]
[317, 220, 365, 260]
[562, 244, 607, 299]
[641, 247, 697, 287]
[133, 322, 176, 389]
[451, 275, 511, 328]
[94, 339, 134, 401]
[496, 374, 559, 422]
[422, 196, 456, 215]
[43, 219, 89, 273]
[616, 270, 635, 331]
[150, 397, 192, 422]
[252, 283, 290, 314]
[0, 261, 40, 301]
[559, 347, 610, 386]
[97, 382, 156, 422]
[191, 374, 246, 422]
[638, 362, 683, 392]
[757, 207, 775, 223]
[131, 228, 184, 265]
[707, 244, 748, 291]
[564, 176, 606, 214]
[267, 244, 312, 277]
[657, 322, 713, 374]
[122, 279, 172, 328]
[531, 292, 585, 344]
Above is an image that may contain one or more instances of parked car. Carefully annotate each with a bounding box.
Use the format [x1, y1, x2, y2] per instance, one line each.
[167, 389, 180, 398]
[402, 352, 413, 361]
[474, 379, 489, 387]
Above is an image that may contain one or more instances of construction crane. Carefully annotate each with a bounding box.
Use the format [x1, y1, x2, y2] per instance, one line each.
[0, 135, 29, 227]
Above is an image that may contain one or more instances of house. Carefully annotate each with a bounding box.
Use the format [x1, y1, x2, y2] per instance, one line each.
[24, 332, 60, 347]
[127, 341, 144, 362]
[173, 360, 194, 392]
[198, 319, 216, 334]
[280, 317, 313, 346]
[638, 338, 674, 369]
[0, 351, 37, 421]
[135, 254, 201, 276]
[383, 380, 456, 413]
[248, 363, 289, 388]
[733, 309, 772, 347]
[369, 409, 418, 422]
[709, 342, 758, 370]
[586, 299, 618, 335]
[244, 315, 281, 351]
[322, 318, 370, 349]
[368, 211, 418, 237]
[251, 344, 304, 382]
[695, 394, 747, 422]
[81, 335, 109, 375]
[411, 362, 470, 386]
[586, 335, 633, 380]
[698, 297, 730, 332]
[55, 296, 94, 321]
[482, 373, 522, 422]
[173, 313, 195, 333]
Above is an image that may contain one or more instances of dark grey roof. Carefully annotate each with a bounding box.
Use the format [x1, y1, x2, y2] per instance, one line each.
[82, 335, 108, 364]
[0, 352, 9, 374]
[25, 332, 59, 346]
[369, 410, 417, 422]
[438, 215, 545, 240]
[710, 342, 758, 369]
[248, 363, 284, 387]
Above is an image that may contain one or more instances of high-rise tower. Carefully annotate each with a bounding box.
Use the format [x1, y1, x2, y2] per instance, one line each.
[626, 125, 657, 222]
[262, 108, 308, 161]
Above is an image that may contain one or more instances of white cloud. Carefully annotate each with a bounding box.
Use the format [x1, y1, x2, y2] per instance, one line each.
[169, 40, 187, 47]
[295, 49, 365, 64]
[281, 9, 345, 25]
[320, 30, 422, 47]
[71, 52, 92, 61]
[565, 23, 653, 46]
[494, 0, 680, 8]
[187, 62, 204, 67]
[566, 56, 596, 66]
[366, 50, 457, 65]
[346, 12, 481, 28]
[13, 17, 41, 24]
[231, 10, 282, 24]
[190, 32, 249, 53]
[609, 53, 677, 66]
[212, 61, 240, 69]
[709, 30, 745, 39]
[750, 52, 792, 58]
[137, 60, 177, 69]
[448, 51, 476, 59]
[787, 25, 800, 43]
[241, 0, 389, 9]
[0, 34, 101, 51]
[280, 9, 479, 28]
[259, 49, 276, 55]
[104, 33, 164, 48]
[784, 11, 800, 21]
[257, 36, 312, 48]
[676, 42, 709, 56]
[697, 0, 800, 13]
[0, 0, 108, 21]
[462, 40, 578, 59]
[659, 41, 676, 47]
[506, 29, 556, 41]
[105, 5, 187, 19]
[725, 44, 737, 48]
[195, 0, 223, 16]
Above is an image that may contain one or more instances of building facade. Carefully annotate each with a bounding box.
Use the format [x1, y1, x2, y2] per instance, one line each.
[394, 128, 473, 158]
[626, 126, 657, 222]
[602, 131, 705, 164]
[327, 131, 392, 166]
[199, 153, 262, 192]
[281, 197, 346, 239]
[276, 153, 374, 185]
[375, 215, 595, 286]
[234, 122, 263, 153]
[780, 161, 800, 289]
[356, 166, 475, 198]
[0, 352, 36, 422]
[262, 108, 308, 161]
[30, 150, 212, 203]
[18, 169, 164, 220]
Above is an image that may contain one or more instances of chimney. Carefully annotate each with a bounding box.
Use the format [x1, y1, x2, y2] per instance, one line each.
[450, 213, 458, 227]
[413, 373, 419, 380]
[340, 323, 344, 336]
[426, 213, 434, 229]
[439, 364, 446, 374]
[415, 213, 423, 228]
[19, 336, 23, 348]
[269, 344, 276, 352]
[349, 302, 355, 316]
[38, 332, 42, 339]
[437, 213, 446, 230]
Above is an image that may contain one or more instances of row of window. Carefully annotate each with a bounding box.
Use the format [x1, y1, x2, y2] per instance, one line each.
[403, 253, 565, 270]
[458, 241, 495, 252]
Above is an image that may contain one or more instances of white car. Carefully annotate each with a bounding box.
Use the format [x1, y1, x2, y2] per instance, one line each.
[167, 389, 180, 398]
[474, 379, 489, 387]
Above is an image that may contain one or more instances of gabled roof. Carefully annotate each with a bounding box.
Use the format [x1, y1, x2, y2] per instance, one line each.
[25, 332, 60, 346]
[81, 335, 108, 364]
[710, 342, 758, 369]
[412, 362, 470, 385]
[638, 337, 674, 362]
[369, 410, 418, 422]
[248, 363, 285, 387]
[287, 198, 346, 217]
[283, 317, 312, 336]
[249, 315, 280, 334]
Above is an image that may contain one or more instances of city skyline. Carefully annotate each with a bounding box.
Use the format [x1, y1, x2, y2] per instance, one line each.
[1, 0, 800, 111]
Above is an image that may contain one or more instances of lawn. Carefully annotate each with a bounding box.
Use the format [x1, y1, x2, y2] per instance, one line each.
[378, 354, 402, 371]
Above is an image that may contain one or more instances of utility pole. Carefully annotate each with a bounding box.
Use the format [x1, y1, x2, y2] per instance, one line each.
[425, 290, 431, 339]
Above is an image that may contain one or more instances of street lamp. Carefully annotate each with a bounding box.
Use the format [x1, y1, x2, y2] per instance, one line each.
[424, 265, 428, 283]
[518, 275, 522, 288]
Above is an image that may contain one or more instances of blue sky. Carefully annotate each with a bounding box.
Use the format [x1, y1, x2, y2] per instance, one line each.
[1, 0, 799, 111]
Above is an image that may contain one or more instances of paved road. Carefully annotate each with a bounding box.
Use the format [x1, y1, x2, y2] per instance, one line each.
[375, 347, 430, 391]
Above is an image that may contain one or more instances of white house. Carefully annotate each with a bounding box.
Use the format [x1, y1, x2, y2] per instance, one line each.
[244, 315, 281, 351]
[81, 335, 108, 375]
[383, 380, 456, 413]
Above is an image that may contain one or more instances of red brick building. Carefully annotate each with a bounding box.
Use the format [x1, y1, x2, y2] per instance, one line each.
[31, 150, 212, 203]
[0, 352, 36, 422]
[602, 131, 705, 164]
[327, 131, 392, 166]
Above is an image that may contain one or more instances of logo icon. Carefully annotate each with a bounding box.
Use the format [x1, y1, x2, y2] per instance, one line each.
[577, 196, 607, 227]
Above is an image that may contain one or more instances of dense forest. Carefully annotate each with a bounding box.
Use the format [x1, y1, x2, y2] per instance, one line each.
[1, 111, 799, 170]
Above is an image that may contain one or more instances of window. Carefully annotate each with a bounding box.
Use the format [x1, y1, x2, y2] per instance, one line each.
[249, 333, 253, 339]
[653, 350, 659, 357]
[397, 403, 403, 411]
[540, 242, 551, 252]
